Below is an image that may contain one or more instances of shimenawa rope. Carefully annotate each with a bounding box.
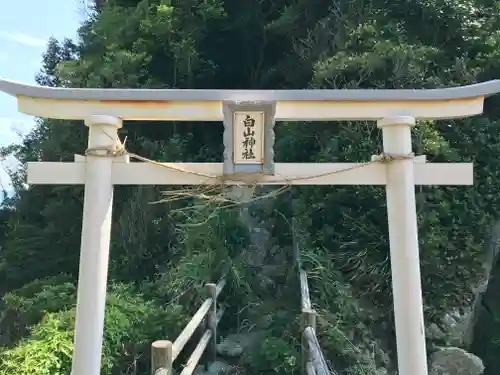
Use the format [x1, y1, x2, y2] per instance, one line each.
[83, 130, 415, 225]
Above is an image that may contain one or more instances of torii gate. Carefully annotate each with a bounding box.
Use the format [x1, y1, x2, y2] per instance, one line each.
[1, 78, 500, 375]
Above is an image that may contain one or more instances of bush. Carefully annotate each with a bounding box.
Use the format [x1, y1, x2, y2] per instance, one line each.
[0, 276, 75, 346]
[0, 281, 190, 375]
[244, 336, 300, 375]
[0, 311, 74, 375]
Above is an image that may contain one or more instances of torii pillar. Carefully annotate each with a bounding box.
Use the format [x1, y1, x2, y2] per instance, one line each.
[1, 78, 499, 375]
[379, 116, 427, 373]
[72, 115, 122, 375]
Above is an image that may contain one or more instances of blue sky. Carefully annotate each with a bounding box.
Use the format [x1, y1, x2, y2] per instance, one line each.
[0, 1, 85, 192]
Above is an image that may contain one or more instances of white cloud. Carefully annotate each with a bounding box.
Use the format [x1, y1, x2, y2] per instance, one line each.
[0, 117, 35, 146]
[0, 31, 46, 48]
[0, 119, 31, 196]
[0, 156, 17, 197]
[1, 153, 21, 171]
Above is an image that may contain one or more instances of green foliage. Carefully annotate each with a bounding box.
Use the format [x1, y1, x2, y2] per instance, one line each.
[2, 0, 500, 373]
[0, 276, 75, 345]
[244, 336, 300, 375]
[344, 364, 381, 375]
[101, 283, 189, 375]
[0, 312, 74, 375]
[0, 281, 189, 375]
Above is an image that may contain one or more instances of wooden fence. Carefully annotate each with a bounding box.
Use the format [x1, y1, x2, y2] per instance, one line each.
[293, 221, 332, 375]
[151, 278, 226, 375]
[299, 268, 330, 375]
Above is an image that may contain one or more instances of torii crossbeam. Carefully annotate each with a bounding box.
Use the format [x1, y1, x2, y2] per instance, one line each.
[2, 78, 500, 375]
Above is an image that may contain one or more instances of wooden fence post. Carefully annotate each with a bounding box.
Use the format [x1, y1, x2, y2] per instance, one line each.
[301, 308, 316, 375]
[205, 283, 218, 372]
[151, 340, 173, 375]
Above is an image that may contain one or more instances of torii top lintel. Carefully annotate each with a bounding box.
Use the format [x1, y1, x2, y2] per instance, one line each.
[1, 78, 500, 121]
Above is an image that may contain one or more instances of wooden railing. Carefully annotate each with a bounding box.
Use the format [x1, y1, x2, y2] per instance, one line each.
[293, 221, 332, 375]
[151, 278, 226, 375]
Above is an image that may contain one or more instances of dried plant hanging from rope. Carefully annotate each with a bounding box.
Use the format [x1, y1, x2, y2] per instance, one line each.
[85, 129, 415, 227]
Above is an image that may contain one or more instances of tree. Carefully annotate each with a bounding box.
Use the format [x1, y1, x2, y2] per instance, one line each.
[3, 0, 500, 373]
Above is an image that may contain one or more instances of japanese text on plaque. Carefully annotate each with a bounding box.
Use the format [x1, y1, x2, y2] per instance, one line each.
[242, 115, 256, 160]
[233, 111, 263, 164]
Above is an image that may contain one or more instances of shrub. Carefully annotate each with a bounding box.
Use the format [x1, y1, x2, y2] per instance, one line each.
[244, 336, 300, 375]
[0, 281, 190, 375]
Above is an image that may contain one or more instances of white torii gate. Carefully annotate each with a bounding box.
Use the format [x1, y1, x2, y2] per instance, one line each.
[2, 78, 500, 375]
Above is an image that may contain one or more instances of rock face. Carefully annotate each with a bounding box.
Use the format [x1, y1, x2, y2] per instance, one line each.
[193, 361, 234, 375]
[467, 220, 500, 374]
[216, 331, 266, 358]
[220, 188, 492, 374]
[216, 340, 244, 358]
[190, 332, 269, 375]
[429, 347, 485, 375]
[426, 309, 473, 349]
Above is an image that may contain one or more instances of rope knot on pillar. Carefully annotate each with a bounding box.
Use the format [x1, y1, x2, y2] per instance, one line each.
[85, 143, 127, 158]
[84, 115, 127, 159]
[377, 152, 415, 163]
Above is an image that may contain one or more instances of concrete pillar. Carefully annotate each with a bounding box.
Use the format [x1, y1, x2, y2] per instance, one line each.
[378, 116, 428, 375]
[71, 115, 122, 375]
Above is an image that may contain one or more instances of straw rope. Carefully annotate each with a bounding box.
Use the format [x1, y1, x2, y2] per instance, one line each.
[84, 129, 414, 226]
